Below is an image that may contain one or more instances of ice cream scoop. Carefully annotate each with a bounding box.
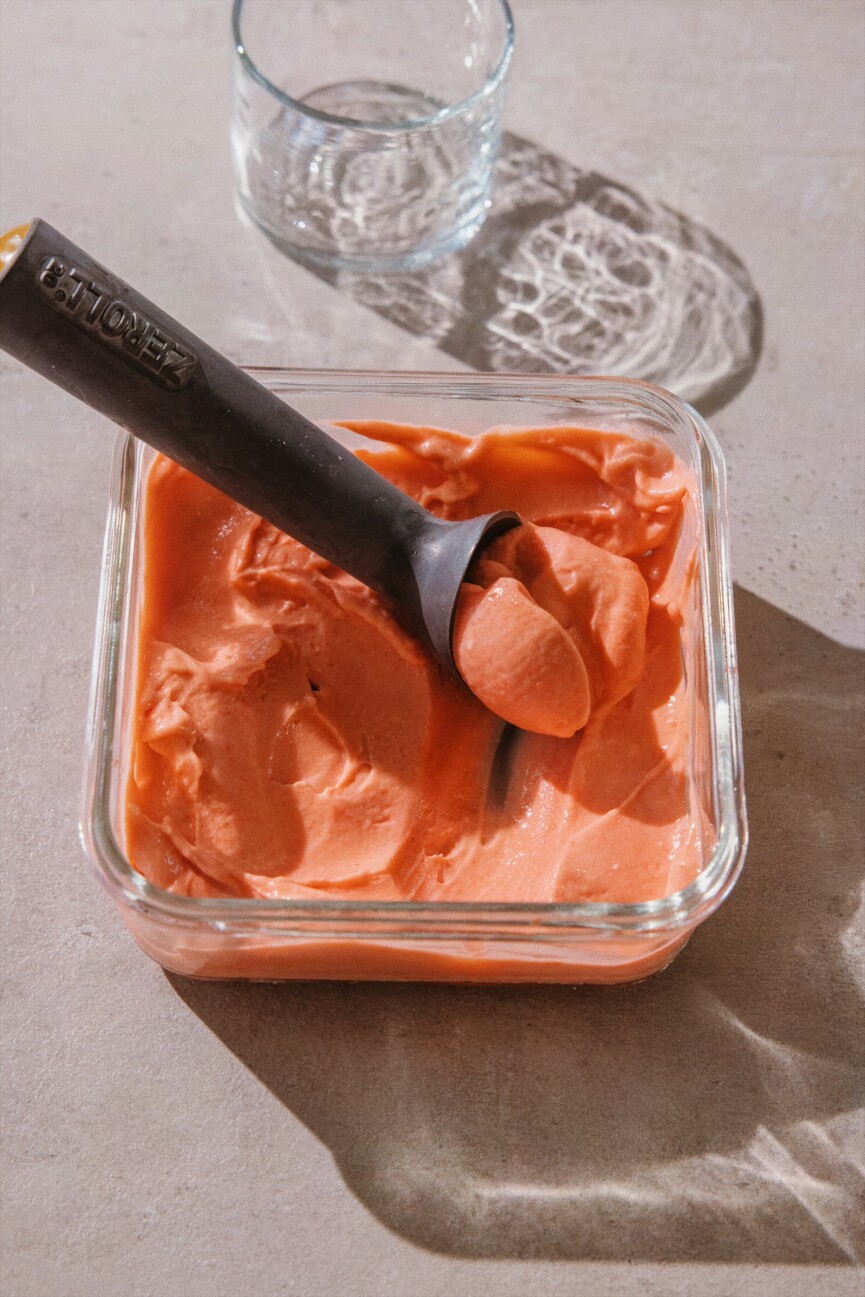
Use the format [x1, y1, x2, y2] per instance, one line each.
[0, 220, 518, 673]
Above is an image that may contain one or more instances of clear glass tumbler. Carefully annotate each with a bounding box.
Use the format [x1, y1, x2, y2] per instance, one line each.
[231, 0, 514, 272]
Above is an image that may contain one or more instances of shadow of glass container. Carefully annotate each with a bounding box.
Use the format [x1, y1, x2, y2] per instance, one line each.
[171, 589, 864, 1265]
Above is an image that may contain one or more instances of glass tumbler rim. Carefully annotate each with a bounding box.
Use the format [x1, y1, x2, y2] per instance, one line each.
[231, 0, 515, 132]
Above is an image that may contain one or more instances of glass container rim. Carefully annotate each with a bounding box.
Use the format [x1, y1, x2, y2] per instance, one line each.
[231, 0, 516, 132]
[81, 370, 747, 940]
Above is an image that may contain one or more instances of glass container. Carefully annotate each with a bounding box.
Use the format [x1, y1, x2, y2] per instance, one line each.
[81, 371, 746, 983]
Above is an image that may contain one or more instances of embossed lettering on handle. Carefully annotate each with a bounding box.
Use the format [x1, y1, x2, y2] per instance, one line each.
[37, 255, 197, 389]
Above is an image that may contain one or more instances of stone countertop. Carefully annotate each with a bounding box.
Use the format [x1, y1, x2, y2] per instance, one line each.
[1, 2, 863, 1294]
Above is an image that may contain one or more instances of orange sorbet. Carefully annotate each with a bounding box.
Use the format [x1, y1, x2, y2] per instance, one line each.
[454, 521, 650, 737]
[126, 422, 705, 905]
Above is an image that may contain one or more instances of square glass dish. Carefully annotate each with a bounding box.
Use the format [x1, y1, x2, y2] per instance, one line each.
[81, 371, 746, 983]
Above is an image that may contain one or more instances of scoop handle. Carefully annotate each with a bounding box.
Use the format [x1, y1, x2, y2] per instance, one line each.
[0, 219, 432, 610]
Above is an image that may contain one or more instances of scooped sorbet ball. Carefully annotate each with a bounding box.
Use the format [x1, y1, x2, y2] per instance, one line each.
[453, 576, 592, 738]
[453, 523, 650, 737]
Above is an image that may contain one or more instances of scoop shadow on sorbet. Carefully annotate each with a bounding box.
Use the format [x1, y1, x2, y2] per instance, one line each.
[169, 588, 865, 1264]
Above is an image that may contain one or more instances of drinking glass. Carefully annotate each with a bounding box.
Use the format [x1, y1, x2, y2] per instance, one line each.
[231, 0, 514, 272]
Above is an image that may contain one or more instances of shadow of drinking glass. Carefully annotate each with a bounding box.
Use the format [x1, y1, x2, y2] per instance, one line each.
[247, 131, 763, 418]
[169, 587, 864, 1264]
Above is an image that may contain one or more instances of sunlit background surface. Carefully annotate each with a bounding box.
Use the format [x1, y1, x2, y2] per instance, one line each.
[1, 2, 862, 1295]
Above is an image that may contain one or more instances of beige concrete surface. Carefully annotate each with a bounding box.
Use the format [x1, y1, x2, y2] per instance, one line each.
[1, 2, 863, 1295]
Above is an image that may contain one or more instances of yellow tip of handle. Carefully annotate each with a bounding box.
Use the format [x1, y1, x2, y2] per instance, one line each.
[0, 224, 31, 277]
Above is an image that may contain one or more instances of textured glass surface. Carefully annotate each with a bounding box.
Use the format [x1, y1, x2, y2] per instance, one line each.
[80, 372, 747, 981]
[231, 0, 514, 272]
